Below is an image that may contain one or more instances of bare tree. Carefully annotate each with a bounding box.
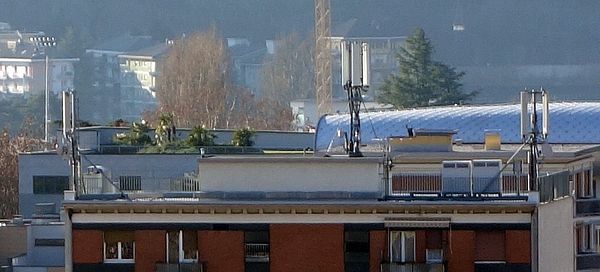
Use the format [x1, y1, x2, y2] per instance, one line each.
[0, 120, 44, 218]
[260, 32, 314, 104]
[158, 29, 231, 128]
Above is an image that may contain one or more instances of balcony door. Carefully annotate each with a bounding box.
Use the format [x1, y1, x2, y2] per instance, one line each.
[166, 230, 198, 263]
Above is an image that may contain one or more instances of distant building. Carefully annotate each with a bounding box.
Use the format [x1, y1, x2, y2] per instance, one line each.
[0, 24, 77, 98]
[290, 97, 391, 131]
[329, 18, 406, 98]
[83, 34, 155, 123]
[228, 38, 267, 97]
[118, 43, 171, 121]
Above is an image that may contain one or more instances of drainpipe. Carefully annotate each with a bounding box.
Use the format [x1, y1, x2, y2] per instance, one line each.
[64, 209, 73, 272]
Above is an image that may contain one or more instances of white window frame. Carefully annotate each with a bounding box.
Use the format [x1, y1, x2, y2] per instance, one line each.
[103, 241, 135, 263]
[390, 231, 416, 263]
[166, 230, 198, 263]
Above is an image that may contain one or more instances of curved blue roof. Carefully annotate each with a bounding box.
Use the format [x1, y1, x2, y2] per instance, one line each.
[315, 102, 600, 150]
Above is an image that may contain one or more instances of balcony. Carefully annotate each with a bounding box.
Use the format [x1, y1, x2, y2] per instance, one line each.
[78, 175, 202, 199]
[156, 263, 204, 272]
[381, 263, 445, 272]
[390, 172, 529, 199]
[245, 243, 270, 262]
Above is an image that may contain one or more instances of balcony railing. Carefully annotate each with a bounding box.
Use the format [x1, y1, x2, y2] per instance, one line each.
[245, 243, 270, 262]
[79, 175, 201, 196]
[381, 263, 445, 272]
[156, 263, 204, 272]
[391, 172, 529, 197]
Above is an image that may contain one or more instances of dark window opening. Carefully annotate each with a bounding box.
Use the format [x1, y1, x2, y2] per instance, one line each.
[345, 231, 369, 272]
[33, 176, 69, 194]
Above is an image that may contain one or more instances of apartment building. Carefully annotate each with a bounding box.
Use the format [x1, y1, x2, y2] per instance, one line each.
[18, 127, 314, 218]
[61, 126, 590, 272]
[82, 34, 154, 123]
[0, 23, 77, 97]
[118, 43, 170, 121]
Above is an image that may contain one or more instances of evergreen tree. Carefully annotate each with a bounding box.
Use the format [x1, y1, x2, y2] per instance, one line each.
[377, 28, 476, 108]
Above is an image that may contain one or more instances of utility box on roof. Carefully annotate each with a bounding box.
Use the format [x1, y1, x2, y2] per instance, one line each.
[441, 160, 472, 195]
[472, 159, 503, 194]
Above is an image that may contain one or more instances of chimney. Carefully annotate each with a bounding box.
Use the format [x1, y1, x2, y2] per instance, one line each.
[484, 130, 501, 150]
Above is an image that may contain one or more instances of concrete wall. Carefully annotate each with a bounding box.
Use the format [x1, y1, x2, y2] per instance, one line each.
[19, 154, 199, 218]
[199, 157, 382, 193]
[0, 225, 27, 266]
[537, 197, 574, 272]
[19, 154, 71, 218]
[26, 224, 65, 266]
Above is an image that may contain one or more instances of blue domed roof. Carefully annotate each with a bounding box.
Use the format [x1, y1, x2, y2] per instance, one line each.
[315, 102, 600, 150]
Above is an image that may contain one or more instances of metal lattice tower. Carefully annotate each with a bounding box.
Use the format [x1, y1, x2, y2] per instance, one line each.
[315, 0, 332, 117]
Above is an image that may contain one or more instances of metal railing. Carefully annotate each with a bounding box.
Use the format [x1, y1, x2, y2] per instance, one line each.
[170, 177, 201, 192]
[80, 175, 201, 196]
[539, 170, 571, 203]
[156, 263, 204, 272]
[245, 243, 270, 261]
[391, 172, 529, 197]
[381, 263, 444, 272]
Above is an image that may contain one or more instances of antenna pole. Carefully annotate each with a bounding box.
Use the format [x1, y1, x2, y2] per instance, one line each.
[341, 41, 369, 157]
[520, 87, 549, 192]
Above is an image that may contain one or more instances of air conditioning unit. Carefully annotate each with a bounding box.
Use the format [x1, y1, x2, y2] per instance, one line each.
[426, 249, 443, 263]
[441, 160, 472, 195]
[472, 159, 502, 194]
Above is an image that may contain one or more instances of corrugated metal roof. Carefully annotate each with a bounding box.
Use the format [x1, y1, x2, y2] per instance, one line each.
[315, 102, 600, 150]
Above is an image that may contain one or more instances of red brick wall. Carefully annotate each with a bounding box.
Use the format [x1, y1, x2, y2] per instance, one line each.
[475, 231, 506, 261]
[370, 230, 387, 272]
[72, 230, 103, 264]
[198, 230, 244, 272]
[505, 230, 531, 264]
[270, 224, 344, 272]
[135, 230, 166, 272]
[448, 230, 475, 272]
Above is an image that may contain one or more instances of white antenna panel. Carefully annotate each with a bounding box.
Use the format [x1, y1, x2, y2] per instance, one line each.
[341, 41, 351, 85]
[542, 91, 549, 139]
[520, 91, 530, 140]
[361, 42, 370, 87]
[351, 42, 362, 87]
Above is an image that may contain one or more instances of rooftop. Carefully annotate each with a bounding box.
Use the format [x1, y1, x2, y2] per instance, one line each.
[316, 102, 600, 151]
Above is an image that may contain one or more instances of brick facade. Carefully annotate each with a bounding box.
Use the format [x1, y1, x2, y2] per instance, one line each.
[198, 230, 244, 272]
[134, 230, 166, 272]
[73, 230, 104, 264]
[270, 224, 344, 272]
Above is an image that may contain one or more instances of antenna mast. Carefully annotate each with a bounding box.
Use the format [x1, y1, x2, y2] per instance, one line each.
[520, 88, 550, 192]
[341, 41, 370, 157]
[315, 0, 332, 117]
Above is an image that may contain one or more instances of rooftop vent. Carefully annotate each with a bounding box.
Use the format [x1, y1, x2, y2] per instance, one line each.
[484, 130, 501, 150]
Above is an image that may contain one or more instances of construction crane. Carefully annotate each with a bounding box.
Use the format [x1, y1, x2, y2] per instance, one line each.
[315, 0, 332, 117]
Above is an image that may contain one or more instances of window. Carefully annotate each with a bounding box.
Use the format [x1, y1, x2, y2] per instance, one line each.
[345, 231, 369, 272]
[35, 239, 65, 247]
[578, 224, 593, 253]
[576, 170, 593, 198]
[104, 231, 135, 263]
[166, 230, 198, 263]
[245, 231, 269, 272]
[33, 176, 69, 194]
[390, 231, 415, 263]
